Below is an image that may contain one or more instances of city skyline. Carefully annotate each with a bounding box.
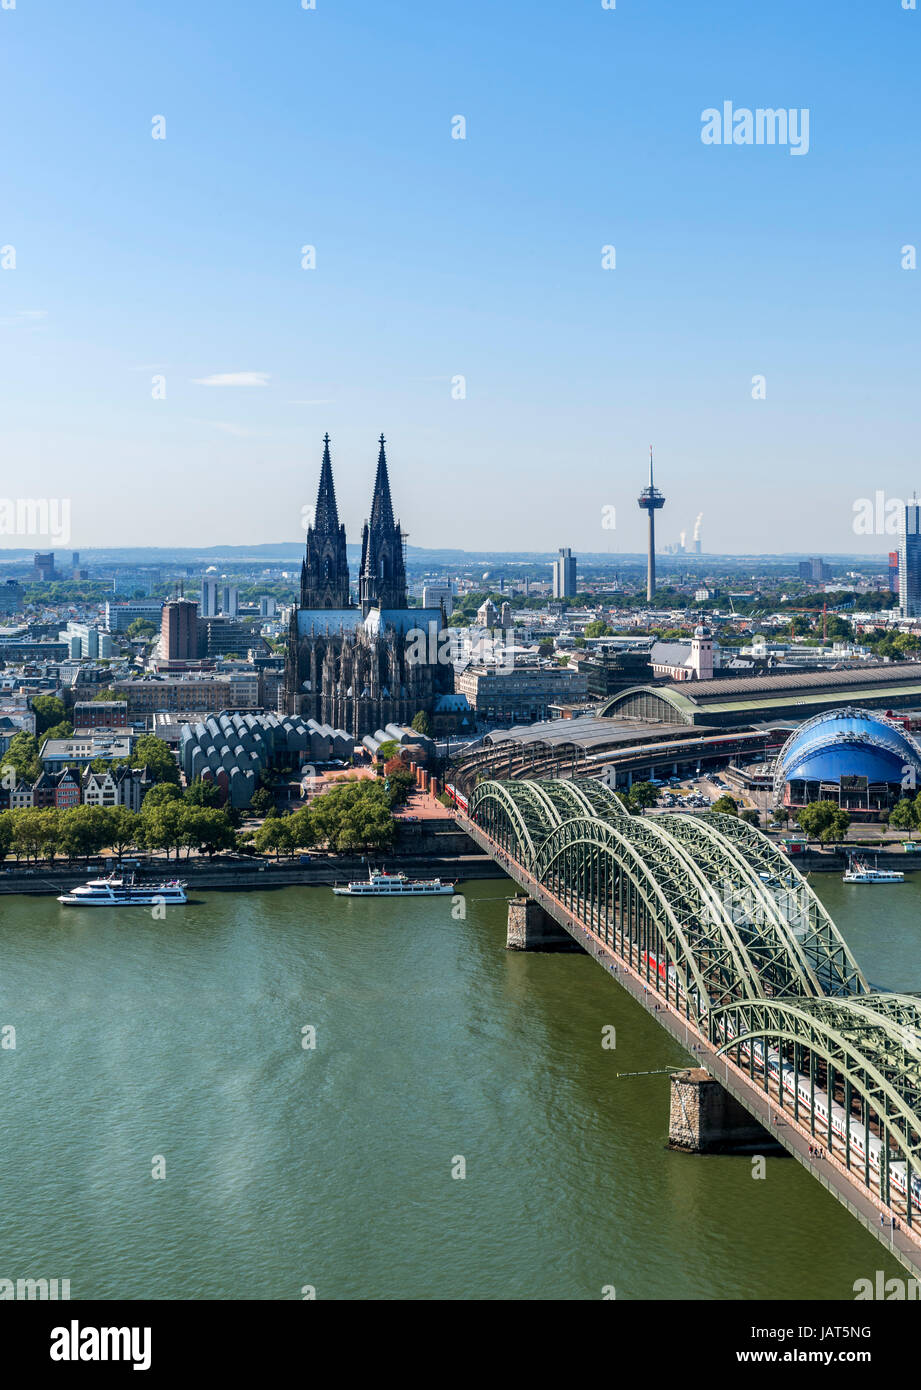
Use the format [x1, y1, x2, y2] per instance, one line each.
[1, 1, 919, 553]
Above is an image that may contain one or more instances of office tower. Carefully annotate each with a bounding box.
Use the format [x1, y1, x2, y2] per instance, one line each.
[552, 548, 577, 599]
[33, 552, 55, 582]
[161, 599, 199, 661]
[637, 448, 665, 602]
[422, 582, 454, 615]
[221, 585, 239, 618]
[259, 596, 278, 618]
[889, 551, 899, 594]
[899, 501, 921, 617]
[201, 578, 220, 617]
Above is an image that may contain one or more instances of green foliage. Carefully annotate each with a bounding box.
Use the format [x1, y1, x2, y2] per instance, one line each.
[711, 794, 739, 816]
[796, 800, 850, 843]
[583, 620, 614, 639]
[92, 688, 119, 702]
[142, 783, 181, 809]
[740, 808, 760, 826]
[307, 778, 396, 853]
[1, 732, 42, 785]
[376, 739, 400, 761]
[132, 734, 180, 784]
[183, 779, 222, 807]
[31, 695, 67, 735]
[410, 710, 431, 737]
[43, 721, 74, 742]
[250, 788, 275, 816]
[626, 781, 659, 810]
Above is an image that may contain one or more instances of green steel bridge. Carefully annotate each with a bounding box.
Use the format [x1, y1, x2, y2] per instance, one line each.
[460, 776, 921, 1259]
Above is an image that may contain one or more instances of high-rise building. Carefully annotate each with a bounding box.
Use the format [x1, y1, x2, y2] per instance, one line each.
[899, 502, 921, 617]
[422, 582, 454, 615]
[799, 558, 830, 582]
[161, 599, 199, 661]
[259, 595, 278, 618]
[201, 578, 220, 617]
[220, 585, 239, 618]
[889, 551, 900, 595]
[33, 552, 55, 582]
[552, 548, 577, 599]
[637, 448, 665, 602]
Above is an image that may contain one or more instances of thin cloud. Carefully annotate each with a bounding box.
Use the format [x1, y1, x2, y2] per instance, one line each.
[192, 371, 270, 387]
[286, 399, 333, 405]
[0, 309, 48, 327]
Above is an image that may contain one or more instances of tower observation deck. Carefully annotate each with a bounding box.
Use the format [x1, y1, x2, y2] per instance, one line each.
[638, 446, 666, 602]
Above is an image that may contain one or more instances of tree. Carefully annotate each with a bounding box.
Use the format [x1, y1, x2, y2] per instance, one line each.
[132, 734, 180, 785]
[31, 695, 67, 735]
[537, 639, 555, 659]
[182, 807, 237, 858]
[1, 732, 42, 785]
[410, 710, 432, 738]
[255, 816, 293, 858]
[108, 807, 141, 858]
[142, 783, 181, 809]
[711, 794, 739, 816]
[141, 800, 186, 861]
[376, 740, 400, 762]
[889, 798, 916, 839]
[820, 809, 851, 845]
[796, 800, 843, 843]
[584, 620, 613, 640]
[42, 721, 74, 742]
[126, 619, 157, 640]
[627, 781, 659, 810]
[92, 688, 119, 702]
[771, 806, 790, 825]
[183, 779, 222, 807]
[250, 788, 274, 817]
[740, 808, 760, 826]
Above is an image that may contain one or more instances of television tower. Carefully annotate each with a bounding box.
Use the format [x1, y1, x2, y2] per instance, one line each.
[637, 446, 665, 602]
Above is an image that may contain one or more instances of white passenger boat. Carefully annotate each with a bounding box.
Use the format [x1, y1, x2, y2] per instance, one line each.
[842, 857, 904, 884]
[333, 868, 455, 897]
[58, 872, 188, 906]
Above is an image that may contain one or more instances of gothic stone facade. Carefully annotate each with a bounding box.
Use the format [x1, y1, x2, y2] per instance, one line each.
[283, 435, 453, 738]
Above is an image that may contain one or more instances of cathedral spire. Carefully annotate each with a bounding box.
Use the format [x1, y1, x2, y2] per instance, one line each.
[314, 432, 339, 535]
[359, 433, 407, 617]
[300, 434, 353, 609]
[369, 434, 395, 533]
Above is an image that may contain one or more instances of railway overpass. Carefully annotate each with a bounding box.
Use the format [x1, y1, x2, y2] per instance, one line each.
[453, 777, 921, 1277]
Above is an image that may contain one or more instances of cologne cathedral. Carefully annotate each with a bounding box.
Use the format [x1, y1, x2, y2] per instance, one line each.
[282, 435, 457, 738]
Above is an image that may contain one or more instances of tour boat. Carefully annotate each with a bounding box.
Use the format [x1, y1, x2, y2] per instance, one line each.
[57, 873, 188, 906]
[842, 858, 904, 884]
[333, 868, 455, 897]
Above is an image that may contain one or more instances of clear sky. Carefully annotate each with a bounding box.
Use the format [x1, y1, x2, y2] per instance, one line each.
[0, 0, 918, 556]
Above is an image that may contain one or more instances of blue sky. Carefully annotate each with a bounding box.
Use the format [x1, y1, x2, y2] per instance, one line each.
[0, 0, 918, 556]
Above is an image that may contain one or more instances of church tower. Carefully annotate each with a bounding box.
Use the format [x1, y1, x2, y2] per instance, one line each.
[301, 434, 352, 609]
[359, 434, 407, 617]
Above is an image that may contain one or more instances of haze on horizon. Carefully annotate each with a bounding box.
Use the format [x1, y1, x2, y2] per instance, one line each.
[1, 1, 918, 557]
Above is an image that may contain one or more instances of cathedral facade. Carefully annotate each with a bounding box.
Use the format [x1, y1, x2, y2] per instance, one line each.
[282, 435, 456, 739]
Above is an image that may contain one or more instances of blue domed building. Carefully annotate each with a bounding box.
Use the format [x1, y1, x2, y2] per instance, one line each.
[773, 707, 921, 817]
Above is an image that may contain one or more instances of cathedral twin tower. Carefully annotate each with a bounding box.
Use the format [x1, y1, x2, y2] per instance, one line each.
[283, 434, 454, 738]
[300, 432, 407, 617]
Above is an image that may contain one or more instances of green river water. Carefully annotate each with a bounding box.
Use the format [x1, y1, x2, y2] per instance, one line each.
[0, 872, 912, 1299]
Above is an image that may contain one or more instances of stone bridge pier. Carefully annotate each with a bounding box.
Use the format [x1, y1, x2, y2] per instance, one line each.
[506, 895, 584, 952]
[668, 1068, 778, 1154]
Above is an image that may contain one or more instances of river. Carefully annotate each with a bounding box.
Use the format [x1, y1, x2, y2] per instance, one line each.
[0, 872, 912, 1299]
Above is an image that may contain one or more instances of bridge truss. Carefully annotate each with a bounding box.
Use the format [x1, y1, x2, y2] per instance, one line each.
[470, 777, 921, 1220]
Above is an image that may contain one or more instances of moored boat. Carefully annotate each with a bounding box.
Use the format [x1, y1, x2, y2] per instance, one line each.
[58, 872, 188, 906]
[333, 868, 455, 897]
[842, 856, 903, 884]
